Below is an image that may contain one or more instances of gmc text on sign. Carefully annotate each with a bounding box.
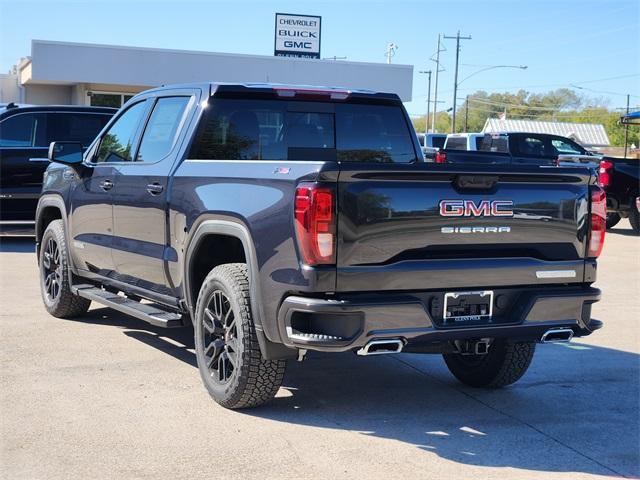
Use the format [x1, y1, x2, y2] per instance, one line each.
[274, 13, 322, 59]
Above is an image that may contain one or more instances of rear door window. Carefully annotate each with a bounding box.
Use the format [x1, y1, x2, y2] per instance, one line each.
[0, 113, 47, 147]
[136, 97, 190, 162]
[189, 98, 417, 163]
[47, 113, 111, 146]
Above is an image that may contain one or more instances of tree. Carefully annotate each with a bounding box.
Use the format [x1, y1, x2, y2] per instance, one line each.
[411, 89, 639, 147]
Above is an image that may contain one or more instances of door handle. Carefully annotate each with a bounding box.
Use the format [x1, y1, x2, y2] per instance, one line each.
[146, 183, 164, 195]
[99, 179, 114, 191]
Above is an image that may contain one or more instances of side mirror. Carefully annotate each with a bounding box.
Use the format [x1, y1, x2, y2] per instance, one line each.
[48, 142, 83, 165]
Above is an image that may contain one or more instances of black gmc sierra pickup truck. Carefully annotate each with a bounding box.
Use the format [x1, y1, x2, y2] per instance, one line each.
[436, 131, 600, 167]
[36, 83, 604, 409]
[598, 156, 640, 233]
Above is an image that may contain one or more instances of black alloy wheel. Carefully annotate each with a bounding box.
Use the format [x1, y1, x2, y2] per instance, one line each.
[201, 290, 240, 385]
[42, 236, 62, 302]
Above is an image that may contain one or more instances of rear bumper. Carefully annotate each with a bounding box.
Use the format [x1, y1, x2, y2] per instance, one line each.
[277, 286, 602, 352]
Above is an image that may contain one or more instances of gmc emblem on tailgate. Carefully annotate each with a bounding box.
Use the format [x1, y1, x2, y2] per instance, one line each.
[439, 199, 514, 217]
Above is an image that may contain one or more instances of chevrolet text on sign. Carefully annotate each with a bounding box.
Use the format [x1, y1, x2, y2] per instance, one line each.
[274, 13, 321, 59]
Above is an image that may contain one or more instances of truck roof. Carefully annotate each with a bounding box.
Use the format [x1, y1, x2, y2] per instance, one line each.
[145, 82, 402, 102]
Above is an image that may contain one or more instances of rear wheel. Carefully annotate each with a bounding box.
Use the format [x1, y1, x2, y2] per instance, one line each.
[194, 263, 286, 409]
[443, 339, 535, 388]
[39, 220, 91, 318]
[606, 212, 621, 229]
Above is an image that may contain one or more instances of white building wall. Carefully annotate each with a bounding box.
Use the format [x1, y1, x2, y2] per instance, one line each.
[27, 40, 414, 101]
[0, 74, 20, 103]
[24, 84, 72, 105]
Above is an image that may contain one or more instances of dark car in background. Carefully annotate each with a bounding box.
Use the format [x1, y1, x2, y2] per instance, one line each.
[435, 131, 600, 167]
[598, 156, 640, 233]
[0, 104, 116, 235]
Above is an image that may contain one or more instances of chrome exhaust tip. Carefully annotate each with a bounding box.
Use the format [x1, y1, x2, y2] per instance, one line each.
[540, 328, 574, 343]
[356, 339, 405, 356]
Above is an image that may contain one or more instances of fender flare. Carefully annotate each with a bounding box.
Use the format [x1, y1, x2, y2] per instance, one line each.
[183, 218, 294, 359]
[35, 194, 78, 287]
[35, 194, 69, 258]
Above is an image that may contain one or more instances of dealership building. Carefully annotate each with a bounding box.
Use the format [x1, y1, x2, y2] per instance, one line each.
[0, 40, 413, 108]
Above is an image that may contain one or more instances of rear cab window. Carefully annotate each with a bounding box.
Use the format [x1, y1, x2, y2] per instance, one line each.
[516, 135, 549, 157]
[479, 134, 508, 153]
[189, 98, 418, 163]
[430, 136, 446, 149]
[445, 136, 467, 150]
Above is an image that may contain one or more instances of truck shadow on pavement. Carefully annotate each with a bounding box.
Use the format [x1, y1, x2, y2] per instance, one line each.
[70, 307, 638, 478]
[0, 237, 36, 253]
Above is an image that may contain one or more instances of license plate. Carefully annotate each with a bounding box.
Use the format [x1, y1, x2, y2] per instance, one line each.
[443, 290, 494, 322]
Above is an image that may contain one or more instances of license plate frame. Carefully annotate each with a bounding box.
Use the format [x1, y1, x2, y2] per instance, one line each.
[443, 290, 494, 323]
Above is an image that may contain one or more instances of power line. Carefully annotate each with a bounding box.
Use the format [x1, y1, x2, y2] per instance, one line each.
[572, 73, 640, 85]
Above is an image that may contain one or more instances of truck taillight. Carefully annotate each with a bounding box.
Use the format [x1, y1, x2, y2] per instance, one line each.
[435, 151, 447, 164]
[294, 184, 336, 265]
[598, 160, 613, 187]
[588, 185, 606, 258]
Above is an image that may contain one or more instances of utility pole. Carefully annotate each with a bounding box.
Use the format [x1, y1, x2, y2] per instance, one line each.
[419, 70, 432, 140]
[444, 31, 472, 133]
[624, 94, 630, 158]
[464, 94, 469, 132]
[431, 34, 445, 133]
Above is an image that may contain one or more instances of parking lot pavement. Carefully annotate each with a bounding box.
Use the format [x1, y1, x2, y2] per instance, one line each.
[1, 221, 638, 480]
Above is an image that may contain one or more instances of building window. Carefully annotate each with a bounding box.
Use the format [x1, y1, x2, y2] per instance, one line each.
[89, 92, 135, 108]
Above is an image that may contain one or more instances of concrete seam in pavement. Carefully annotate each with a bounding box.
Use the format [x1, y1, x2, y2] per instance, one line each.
[392, 356, 626, 478]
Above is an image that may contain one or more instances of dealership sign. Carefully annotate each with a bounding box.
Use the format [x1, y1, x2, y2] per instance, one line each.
[274, 13, 321, 59]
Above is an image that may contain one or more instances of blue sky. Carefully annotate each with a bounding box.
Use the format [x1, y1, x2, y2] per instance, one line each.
[0, 0, 638, 115]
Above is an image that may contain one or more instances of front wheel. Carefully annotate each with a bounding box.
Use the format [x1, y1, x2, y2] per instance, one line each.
[194, 263, 286, 409]
[39, 220, 91, 318]
[443, 339, 535, 388]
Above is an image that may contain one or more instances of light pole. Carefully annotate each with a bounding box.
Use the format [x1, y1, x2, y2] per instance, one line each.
[385, 43, 398, 64]
[419, 70, 432, 140]
[454, 64, 528, 132]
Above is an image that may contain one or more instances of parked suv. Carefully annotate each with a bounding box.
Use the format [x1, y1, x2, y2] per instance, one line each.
[0, 103, 115, 234]
[37, 83, 604, 409]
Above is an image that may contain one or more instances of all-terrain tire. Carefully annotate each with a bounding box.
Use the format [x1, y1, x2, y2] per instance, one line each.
[605, 212, 621, 229]
[628, 200, 640, 235]
[39, 220, 91, 318]
[443, 339, 535, 388]
[194, 263, 286, 409]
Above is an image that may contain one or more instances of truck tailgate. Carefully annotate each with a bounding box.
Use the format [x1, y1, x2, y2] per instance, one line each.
[336, 164, 593, 292]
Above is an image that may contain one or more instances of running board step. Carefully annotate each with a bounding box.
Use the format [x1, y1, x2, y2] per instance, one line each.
[73, 285, 183, 328]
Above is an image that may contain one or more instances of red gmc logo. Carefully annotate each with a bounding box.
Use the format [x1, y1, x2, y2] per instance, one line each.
[439, 199, 514, 217]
